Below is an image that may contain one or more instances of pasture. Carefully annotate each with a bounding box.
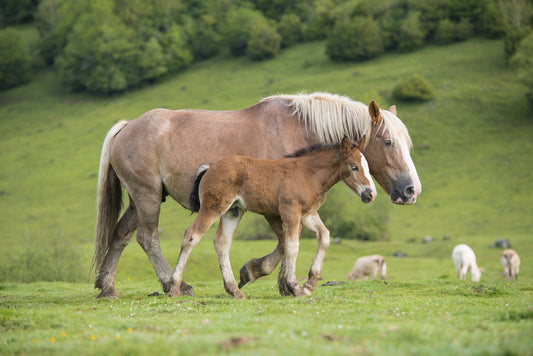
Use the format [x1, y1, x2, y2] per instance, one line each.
[1, 37, 532, 354]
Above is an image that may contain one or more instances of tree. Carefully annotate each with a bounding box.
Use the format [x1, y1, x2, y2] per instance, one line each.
[0, 28, 31, 90]
[277, 13, 303, 48]
[397, 11, 426, 52]
[510, 33, 533, 110]
[55, 4, 141, 93]
[326, 16, 384, 61]
[247, 22, 282, 60]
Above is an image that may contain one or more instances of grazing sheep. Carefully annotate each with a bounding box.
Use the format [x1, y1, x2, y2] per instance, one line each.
[501, 249, 520, 281]
[347, 255, 386, 281]
[451, 244, 482, 282]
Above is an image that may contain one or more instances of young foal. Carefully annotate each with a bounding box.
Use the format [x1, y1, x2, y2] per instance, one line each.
[168, 137, 376, 299]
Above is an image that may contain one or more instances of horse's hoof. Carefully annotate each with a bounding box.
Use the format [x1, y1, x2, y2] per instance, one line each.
[97, 287, 119, 299]
[180, 281, 194, 296]
[232, 290, 247, 300]
[238, 265, 251, 289]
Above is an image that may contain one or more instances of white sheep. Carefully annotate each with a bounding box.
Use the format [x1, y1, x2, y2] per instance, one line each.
[451, 244, 482, 282]
[501, 249, 520, 281]
[347, 255, 386, 281]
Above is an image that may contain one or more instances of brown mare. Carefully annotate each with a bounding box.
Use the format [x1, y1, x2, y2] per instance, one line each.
[93, 92, 421, 298]
[172, 137, 375, 299]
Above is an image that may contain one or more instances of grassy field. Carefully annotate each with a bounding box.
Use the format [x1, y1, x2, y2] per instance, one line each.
[1, 37, 532, 354]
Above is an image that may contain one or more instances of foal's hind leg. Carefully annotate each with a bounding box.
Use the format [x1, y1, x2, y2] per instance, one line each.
[239, 215, 285, 288]
[301, 212, 330, 294]
[214, 211, 246, 299]
[95, 202, 137, 298]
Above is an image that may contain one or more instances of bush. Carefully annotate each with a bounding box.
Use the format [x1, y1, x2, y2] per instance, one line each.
[392, 74, 435, 102]
[326, 16, 384, 61]
[247, 22, 282, 60]
[0, 28, 31, 90]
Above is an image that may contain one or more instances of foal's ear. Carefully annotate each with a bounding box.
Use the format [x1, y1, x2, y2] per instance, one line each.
[357, 135, 366, 150]
[368, 100, 382, 126]
[341, 136, 352, 156]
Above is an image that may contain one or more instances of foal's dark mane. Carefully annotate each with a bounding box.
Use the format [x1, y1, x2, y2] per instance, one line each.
[285, 143, 341, 158]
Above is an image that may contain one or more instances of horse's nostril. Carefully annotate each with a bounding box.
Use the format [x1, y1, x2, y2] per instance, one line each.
[405, 186, 414, 197]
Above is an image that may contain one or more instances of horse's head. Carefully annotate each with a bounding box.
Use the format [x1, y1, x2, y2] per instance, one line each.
[340, 136, 377, 204]
[363, 100, 422, 205]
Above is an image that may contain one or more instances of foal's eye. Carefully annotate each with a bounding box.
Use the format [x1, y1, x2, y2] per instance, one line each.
[350, 163, 359, 171]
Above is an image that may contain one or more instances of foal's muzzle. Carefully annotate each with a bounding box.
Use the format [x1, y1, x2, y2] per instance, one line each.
[360, 187, 374, 203]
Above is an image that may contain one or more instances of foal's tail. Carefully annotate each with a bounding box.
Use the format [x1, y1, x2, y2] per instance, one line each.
[189, 164, 210, 213]
[91, 121, 128, 276]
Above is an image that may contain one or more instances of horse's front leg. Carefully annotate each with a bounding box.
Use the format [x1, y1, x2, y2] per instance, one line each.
[301, 211, 330, 294]
[239, 215, 285, 288]
[168, 209, 219, 297]
[214, 212, 246, 299]
[278, 215, 306, 297]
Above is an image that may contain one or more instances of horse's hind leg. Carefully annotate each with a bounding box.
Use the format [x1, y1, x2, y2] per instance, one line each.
[95, 202, 137, 298]
[301, 212, 330, 294]
[214, 212, 245, 299]
[238, 215, 285, 289]
[134, 192, 193, 296]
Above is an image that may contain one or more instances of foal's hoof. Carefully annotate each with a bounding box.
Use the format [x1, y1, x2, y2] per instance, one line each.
[96, 287, 119, 299]
[238, 265, 251, 289]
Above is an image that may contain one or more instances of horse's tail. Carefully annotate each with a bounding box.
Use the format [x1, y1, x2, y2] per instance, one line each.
[91, 120, 128, 276]
[189, 163, 210, 213]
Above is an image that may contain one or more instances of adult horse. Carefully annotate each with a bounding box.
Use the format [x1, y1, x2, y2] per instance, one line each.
[92, 92, 421, 298]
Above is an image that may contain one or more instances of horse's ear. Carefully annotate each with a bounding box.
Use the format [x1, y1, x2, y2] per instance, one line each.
[388, 105, 397, 116]
[357, 135, 366, 150]
[341, 136, 351, 156]
[369, 100, 382, 126]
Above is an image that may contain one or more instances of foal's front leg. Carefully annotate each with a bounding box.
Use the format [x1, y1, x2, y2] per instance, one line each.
[168, 209, 219, 297]
[301, 212, 330, 294]
[214, 212, 246, 299]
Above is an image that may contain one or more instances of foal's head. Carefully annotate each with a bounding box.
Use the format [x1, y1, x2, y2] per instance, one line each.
[339, 136, 377, 203]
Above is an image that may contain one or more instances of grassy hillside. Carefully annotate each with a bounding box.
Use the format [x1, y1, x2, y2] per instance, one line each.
[0, 39, 532, 286]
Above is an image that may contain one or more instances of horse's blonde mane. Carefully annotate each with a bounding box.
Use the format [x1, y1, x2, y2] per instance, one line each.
[263, 92, 412, 149]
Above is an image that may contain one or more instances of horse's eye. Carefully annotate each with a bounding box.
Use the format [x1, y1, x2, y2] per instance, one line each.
[384, 140, 393, 147]
[350, 163, 358, 171]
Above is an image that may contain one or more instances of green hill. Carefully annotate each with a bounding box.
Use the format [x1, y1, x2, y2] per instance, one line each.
[0, 38, 532, 284]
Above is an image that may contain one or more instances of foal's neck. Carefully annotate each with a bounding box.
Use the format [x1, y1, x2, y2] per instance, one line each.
[297, 149, 343, 192]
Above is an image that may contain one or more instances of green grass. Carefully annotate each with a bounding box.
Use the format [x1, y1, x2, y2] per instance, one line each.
[1, 37, 533, 354]
[1, 278, 531, 355]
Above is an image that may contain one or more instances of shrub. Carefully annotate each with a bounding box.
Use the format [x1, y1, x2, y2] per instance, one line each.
[0, 28, 31, 90]
[247, 22, 282, 60]
[392, 74, 435, 102]
[326, 16, 384, 61]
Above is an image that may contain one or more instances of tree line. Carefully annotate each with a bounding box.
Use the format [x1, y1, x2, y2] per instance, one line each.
[1, 0, 532, 107]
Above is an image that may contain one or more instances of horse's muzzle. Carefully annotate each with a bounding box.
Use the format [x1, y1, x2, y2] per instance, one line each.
[390, 175, 418, 205]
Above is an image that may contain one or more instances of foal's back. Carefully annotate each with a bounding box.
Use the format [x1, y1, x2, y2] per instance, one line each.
[199, 151, 334, 216]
